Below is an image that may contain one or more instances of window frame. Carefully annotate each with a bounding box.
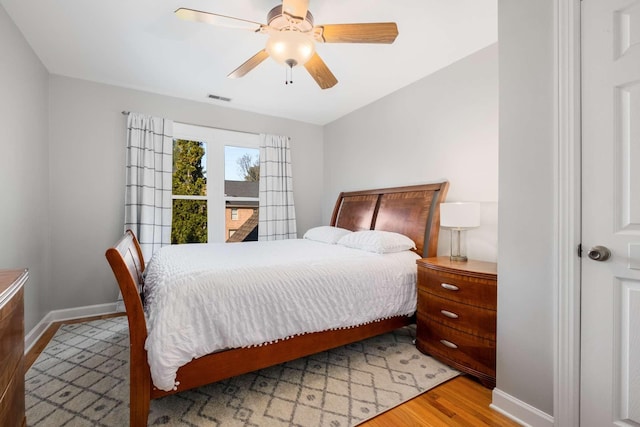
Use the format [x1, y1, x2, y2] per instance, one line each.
[172, 122, 259, 243]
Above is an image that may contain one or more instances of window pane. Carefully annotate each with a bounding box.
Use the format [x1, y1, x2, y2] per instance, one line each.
[225, 205, 258, 242]
[225, 146, 259, 242]
[173, 139, 207, 196]
[225, 146, 259, 182]
[171, 199, 207, 244]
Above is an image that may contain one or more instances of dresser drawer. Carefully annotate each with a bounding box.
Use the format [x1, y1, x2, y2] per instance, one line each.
[0, 358, 25, 427]
[0, 270, 26, 427]
[0, 287, 24, 399]
[418, 290, 496, 339]
[418, 268, 496, 309]
[417, 318, 495, 378]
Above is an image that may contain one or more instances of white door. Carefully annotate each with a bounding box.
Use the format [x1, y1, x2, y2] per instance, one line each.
[581, 0, 640, 425]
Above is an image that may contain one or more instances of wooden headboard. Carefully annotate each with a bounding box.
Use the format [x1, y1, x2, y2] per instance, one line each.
[329, 182, 449, 257]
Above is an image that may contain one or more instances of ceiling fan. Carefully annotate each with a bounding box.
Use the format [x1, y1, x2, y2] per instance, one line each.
[175, 0, 398, 89]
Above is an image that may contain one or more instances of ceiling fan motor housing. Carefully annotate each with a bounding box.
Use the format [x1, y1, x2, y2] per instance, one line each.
[267, 5, 314, 31]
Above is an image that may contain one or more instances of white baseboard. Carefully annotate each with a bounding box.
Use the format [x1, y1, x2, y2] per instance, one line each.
[491, 388, 554, 427]
[25, 303, 121, 354]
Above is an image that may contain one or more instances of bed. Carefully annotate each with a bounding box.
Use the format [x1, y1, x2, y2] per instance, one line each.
[106, 181, 448, 426]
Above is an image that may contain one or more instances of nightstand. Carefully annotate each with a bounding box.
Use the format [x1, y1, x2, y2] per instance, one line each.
[415, 257, 497, 388]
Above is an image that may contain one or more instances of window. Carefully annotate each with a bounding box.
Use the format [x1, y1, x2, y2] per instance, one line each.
[171, 123, 260, 244]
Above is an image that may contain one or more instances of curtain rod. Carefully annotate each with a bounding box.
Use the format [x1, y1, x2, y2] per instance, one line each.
[121, 111, 260, 136]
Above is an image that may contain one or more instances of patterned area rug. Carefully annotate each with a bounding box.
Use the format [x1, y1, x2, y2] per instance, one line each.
[25, 317, 458, 426]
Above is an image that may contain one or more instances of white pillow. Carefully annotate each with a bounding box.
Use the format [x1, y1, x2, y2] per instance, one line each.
[337, 230, 416, 254]
[303, 226, 352, 244]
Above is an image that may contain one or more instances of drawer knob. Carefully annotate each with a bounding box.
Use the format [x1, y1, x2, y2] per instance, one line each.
[440, 310, 459, 319]
[440, 339, 458, 349]
[441, 283, 459, 291]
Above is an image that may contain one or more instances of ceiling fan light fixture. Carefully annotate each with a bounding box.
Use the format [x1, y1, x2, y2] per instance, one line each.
[176, 1, 397, 89]
[266, 30, 315, 67]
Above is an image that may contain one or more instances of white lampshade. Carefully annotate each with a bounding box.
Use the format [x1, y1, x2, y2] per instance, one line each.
[440, 202, 481, 229]
[266, 30, 315, 67]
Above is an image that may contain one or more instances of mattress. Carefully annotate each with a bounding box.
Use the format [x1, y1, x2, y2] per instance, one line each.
[143, 239, 420, 391]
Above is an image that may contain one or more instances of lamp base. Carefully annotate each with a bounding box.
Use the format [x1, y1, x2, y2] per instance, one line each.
[449, 229, 468, 262]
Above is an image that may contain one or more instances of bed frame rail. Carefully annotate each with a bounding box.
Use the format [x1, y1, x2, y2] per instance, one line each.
[152, 315, 412, 400]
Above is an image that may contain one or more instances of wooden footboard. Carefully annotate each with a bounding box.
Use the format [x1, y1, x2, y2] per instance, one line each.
[105, 230, 151, 425]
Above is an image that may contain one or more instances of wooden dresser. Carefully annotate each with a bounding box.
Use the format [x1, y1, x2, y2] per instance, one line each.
[0, 269, 28, 427]
[415, 257, 497, 388]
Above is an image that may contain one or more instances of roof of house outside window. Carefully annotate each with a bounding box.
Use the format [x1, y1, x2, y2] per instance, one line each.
[224, 180, 258, 198]
[226, 210, 259, 243]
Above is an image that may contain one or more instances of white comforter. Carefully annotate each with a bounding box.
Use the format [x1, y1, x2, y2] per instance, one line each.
[143, 239, 420, 391]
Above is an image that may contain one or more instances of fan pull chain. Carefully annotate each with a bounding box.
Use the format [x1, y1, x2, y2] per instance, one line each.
[285, 65, 293, 85]
[285, 59, 296, 85]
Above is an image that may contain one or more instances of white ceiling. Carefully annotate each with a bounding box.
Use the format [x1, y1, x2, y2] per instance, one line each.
[1, 0, 497, 125]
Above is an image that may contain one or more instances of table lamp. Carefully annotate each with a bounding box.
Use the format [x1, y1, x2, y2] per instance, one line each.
[440, 202, 481, 262]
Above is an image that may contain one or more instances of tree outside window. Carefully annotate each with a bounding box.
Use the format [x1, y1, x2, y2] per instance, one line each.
[171, 139, 207, 244]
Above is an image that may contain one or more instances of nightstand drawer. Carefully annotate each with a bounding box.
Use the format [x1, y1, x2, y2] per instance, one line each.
[418, 290, 496, 339]
[417, 319, 495, 379]
[418, 268, 496, 309]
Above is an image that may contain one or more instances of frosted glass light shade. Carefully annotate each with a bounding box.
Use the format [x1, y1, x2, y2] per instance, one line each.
[266, 31, 315, 67]
[440, 202, 481, 230]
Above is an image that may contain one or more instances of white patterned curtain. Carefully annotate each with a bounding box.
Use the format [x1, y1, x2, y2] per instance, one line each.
[258, 134, 297, 240]
[124, 113, 174, 262]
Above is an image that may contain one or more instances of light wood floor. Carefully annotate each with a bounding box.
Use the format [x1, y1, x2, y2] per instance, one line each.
[362, 376, 519, 427]
[27, 314, 520, 427]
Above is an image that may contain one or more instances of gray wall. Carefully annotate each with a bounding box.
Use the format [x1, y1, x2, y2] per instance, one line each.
[497, 0, 554, 416]
[323, 44, 499, 262]
[46, 76, 324, 315]
[0, 5, 50, 332]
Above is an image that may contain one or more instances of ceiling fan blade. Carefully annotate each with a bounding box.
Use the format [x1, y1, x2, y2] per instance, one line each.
[317, 23, 398, 44]
[227, 50, 270, 79]
[282, 0, 309, 21]
[304, 53, 338, 89]
[175, 8, 263, 31]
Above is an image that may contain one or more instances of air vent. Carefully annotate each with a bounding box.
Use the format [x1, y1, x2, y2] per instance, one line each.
[208, 94, 232, 102]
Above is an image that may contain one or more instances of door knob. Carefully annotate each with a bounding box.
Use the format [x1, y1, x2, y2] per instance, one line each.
[588, 245, 611, 261]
